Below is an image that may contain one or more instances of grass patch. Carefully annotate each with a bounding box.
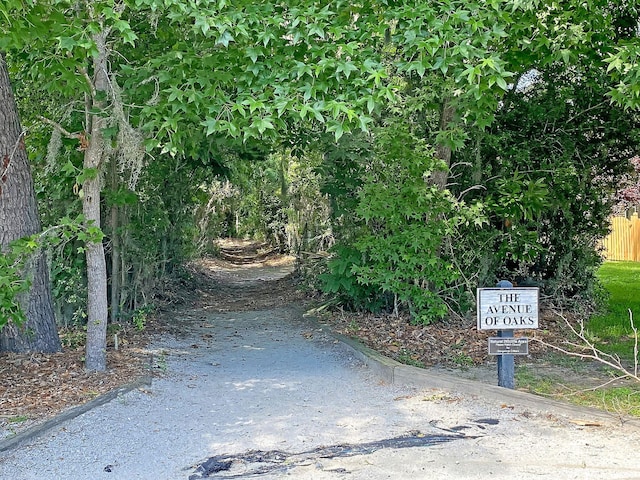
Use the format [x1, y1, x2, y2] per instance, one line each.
[569, 386, 640, 417]
[588, 261, 640, 360]
[397, 349, 426, 368]
[516, 262, 640, 416]
[516, 366, 640, 417]
[540, 352, 593, 373]
[515, 367, 557, 396]
[7, 415, 29, 424]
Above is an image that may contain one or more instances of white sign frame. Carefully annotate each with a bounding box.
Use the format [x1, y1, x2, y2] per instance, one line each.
[477, 287, 539, 331]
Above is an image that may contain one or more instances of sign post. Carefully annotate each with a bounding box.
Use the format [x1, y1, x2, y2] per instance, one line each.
[477, 281, 539, 389]
[497, 329, 515, 389]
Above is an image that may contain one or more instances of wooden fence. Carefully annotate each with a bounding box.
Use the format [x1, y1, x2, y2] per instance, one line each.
[600, 213, 640, 262]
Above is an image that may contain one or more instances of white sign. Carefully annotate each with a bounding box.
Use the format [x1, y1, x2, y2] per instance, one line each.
[477, 288, 539, 331]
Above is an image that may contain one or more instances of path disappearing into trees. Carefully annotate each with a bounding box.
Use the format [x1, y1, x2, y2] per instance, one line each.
[1, 249, 640, 479]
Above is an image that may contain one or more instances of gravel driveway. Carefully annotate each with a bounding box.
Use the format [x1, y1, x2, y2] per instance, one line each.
[1, 267, 640, 479]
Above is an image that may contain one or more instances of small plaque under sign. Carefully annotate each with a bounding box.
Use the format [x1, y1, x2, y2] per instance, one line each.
[488, 337, 529, 355]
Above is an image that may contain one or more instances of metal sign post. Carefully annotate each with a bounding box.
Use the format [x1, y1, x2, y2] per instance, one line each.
[497, 329, 515, 389]
[496, 279, 514, 389]
[477, 280, 539, 389]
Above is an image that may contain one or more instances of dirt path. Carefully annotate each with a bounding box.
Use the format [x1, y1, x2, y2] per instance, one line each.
[2, 245, 640, 479]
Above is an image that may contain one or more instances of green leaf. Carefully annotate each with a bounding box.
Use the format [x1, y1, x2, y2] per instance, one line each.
[246, 47, 261, 64]
[327, 122, 344, 141]
[253, 117, 274, 134]
[216, 30, 234, 47]
[77, 168, 99, 184]
[57, 36, 76, 51]
[311, 107, 325, 122]
[121, 29, 138, 45]
[366, 97, 375, 114]
[194, 16, 210, 36]
[61, 161, 77, 176]
[308, 23, 325, 39]
[113, 19, 130, 33]
[102, 126, 118, 140]
[201, 118, 217, 136]
[336, 62, 358, 79]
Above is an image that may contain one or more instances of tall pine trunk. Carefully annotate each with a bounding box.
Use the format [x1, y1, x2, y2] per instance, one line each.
[0, 52, 60, 353]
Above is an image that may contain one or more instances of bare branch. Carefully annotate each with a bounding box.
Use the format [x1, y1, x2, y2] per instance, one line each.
[77, 66, 97, 99]
[457, 184, 486, 201]
[483, 169, 557, 185]
[139, 75, 160, 106]
[449, 161, 473, 171]
[38, 116, 81, 140]
[566, 100, 608, 124]
[531, 309, 640, 384]
[0, 130, 26, 181]
[560, 375, 634, 397]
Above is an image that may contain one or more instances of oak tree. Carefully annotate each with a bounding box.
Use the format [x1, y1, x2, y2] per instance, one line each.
[0, 52, 60, 352]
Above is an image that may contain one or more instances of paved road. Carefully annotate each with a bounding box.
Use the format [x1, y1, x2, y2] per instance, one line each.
[1, 296, 640, 479]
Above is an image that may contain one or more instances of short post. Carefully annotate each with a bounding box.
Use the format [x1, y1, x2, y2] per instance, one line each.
[495, 280, 515, 389]
[497, 329, 515, 389]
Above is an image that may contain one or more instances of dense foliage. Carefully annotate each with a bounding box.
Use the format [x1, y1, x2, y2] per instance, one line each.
[1, 0, 640, 351]
[308, 1, 640, 322]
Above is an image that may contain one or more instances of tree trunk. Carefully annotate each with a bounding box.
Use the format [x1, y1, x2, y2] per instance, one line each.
[119, 207, 130, 313]
[431, 100, 456, 189]
[427, 99, 457, 296]
[109, 156, 121, 324]
[83, 33, 109, 371]
[0, 52, 60, 353]
[109, 203, 121, 323]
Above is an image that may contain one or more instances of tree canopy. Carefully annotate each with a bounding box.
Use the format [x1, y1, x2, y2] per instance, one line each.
[1, 0, 639, 359]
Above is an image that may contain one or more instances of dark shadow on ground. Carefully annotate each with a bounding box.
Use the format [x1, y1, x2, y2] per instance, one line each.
[188, 426, 486, 478]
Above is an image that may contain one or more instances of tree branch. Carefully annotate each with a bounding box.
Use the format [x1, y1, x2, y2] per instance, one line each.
[531, 309, 640, 384]
[77, 66, 97, 99]
[567, 100, 608, 124]
[1, 130, 26, 181]
[456, 184, 486, 201]
[560, 375, 634, 397]
[38, 116, 81, 139]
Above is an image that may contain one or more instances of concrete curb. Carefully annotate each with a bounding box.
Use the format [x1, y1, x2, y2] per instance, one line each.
[332, 331, 640, 429]
[0, 375, 152, 453]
